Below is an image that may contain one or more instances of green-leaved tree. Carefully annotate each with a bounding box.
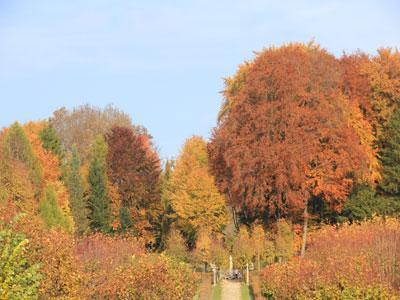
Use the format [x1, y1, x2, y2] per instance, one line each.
[39, 124, 63, 159]
[66, 147, 88, 235]
[39, 185, 70, 231]
[380, 108, 400, 197]
[2, 122, 43, 194]
[87, 136, 110, 233]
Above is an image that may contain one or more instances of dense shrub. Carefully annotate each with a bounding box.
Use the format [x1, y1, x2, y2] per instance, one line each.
[297, 282, 395, 300]
[261, 218, 400, 299]
[76, 233, 144, 273]
[95, 254, 200, 299]
[76, 234, 199, 299]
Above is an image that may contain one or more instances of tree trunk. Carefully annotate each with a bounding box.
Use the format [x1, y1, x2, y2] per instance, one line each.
[300, 203, 308, 258]
[232, 206, 239, 231]
[246, 263, 249, 286]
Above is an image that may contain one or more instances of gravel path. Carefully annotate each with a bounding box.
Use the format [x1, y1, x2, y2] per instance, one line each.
[221, 279, 241, 300]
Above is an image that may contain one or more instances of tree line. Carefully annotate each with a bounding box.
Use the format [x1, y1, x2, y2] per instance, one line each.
[1, 42, 400, 298]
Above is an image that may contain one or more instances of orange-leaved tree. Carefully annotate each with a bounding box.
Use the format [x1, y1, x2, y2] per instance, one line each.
[23, 122, 74, 231]
[208, 43, 370, 257]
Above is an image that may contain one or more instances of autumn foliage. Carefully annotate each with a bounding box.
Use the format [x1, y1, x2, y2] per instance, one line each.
[209, 43, 370, 220]
[261, 218, 400, 299]
[167, 136, 227, 238]
[1, 43, 400, 299]
[0, 117, 200, 299]
[75, 233, 199, 299]
[106, 126, 162, 242]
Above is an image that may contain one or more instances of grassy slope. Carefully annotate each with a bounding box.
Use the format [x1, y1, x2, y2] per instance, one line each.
[211, 284, 222, 300]
[241, 283, 254, 300]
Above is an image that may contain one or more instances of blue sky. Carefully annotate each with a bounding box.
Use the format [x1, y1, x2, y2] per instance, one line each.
[0, 1, 399, 158]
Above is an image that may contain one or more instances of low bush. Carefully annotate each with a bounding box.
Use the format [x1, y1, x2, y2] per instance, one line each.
[89, 254, 200, 299]
[76, 233, 200, 299]
[261, 218, 400, 299]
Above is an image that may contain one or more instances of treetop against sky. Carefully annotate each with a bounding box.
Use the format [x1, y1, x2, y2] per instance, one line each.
[0, 0, 399, 158]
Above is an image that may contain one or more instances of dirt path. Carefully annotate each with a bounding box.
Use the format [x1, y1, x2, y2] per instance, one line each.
[221, 279, 241, 300]
[198, 273, 212, 300]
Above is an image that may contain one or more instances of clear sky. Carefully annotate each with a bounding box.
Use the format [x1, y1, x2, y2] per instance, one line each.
[0, 1, 399, 158]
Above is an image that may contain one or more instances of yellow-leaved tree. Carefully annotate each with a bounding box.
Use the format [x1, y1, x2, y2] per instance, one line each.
[167, 136, 227, 247]
[362, 48, 400, 136]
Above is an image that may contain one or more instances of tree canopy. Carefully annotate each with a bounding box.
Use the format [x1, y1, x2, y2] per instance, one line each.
[50, 104, 143, 161]
[208, 43, 370, 221]
[106, 126, 161, 242]
[167, 136, 228, 240]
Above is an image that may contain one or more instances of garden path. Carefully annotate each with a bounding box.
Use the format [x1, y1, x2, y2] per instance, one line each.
[221, 279, 241, 300]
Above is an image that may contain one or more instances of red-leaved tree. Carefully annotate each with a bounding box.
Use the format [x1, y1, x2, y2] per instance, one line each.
[106, 126, 161, 244]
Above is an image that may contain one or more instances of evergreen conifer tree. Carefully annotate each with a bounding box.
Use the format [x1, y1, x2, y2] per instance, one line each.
[39, 185, 70, 230]
[119, 206, 134, 233]
[380, 108, 400, 196]
[39, 124, 63, 158]
[66, 147, 88, 235]
[2, 122, 43, 190]
[87, 136, 110, 233]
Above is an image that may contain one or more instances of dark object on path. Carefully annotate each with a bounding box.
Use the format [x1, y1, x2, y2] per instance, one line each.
[224, 269, 242, 280]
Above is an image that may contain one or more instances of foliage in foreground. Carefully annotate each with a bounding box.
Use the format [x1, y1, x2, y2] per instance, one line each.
[0, 226, 41, 299]
[260, 218, 400, 299]
[76, 234, 200, 299]
[96, 255, 200, 299]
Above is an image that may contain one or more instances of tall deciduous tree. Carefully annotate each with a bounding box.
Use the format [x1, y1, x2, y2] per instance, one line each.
[50, 104, 143, 161]
[340, 52, 381, 183]
[167, 136, 227, 246]
[106, 126, 161, 242]
[0, 145, 35, 207]
[66, 147, 88, 235]
[208, 43, 370, 256]
[87, 136, 110, 233]
[362, 48, 400, 136]
[218, 62, 252, 122]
